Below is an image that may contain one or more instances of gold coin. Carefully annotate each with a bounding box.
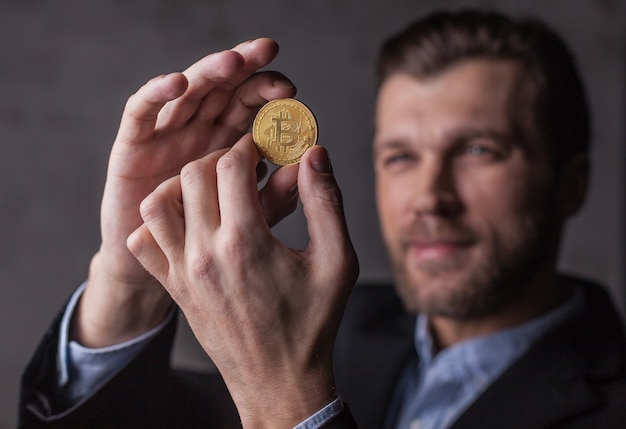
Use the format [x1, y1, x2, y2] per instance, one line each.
[252, 98, 318, 165]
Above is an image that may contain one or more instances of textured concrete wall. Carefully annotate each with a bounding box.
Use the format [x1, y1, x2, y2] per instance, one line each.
[1, 1, 624, 426]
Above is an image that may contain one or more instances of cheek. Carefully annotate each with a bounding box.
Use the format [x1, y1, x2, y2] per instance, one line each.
[459, 169, 542, 239]
[376, 177, 407, 237]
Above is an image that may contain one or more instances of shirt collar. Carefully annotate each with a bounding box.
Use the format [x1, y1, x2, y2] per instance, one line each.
[414, 285, 584, 374]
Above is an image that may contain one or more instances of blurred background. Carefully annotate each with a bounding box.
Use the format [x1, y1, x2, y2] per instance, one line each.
[1, 0, 624, 427]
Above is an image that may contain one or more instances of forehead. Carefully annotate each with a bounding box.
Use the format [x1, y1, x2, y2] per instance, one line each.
[374, 59, 530, 144]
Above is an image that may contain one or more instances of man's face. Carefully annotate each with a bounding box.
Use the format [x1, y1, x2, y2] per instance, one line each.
[374, 60, 562, 318]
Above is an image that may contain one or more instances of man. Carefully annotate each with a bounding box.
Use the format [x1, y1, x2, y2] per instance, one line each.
[20, 9, 626, 429]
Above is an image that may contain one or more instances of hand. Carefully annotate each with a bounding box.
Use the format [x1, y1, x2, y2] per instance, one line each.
[73, 38, 298, 347]
[128, 138, 359, 428]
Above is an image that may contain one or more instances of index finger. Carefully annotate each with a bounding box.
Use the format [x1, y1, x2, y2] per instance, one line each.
[116, 73, 189, 144]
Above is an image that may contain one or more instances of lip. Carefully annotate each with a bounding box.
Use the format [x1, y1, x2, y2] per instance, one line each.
[407, 240, 473, 261]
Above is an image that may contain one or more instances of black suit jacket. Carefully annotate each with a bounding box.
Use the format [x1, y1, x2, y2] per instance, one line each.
[19, 276, 626, 428]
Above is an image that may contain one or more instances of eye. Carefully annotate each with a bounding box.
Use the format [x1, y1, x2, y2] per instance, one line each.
[373, 139, 418, 172]
[374, 149, 416, 173]
[465, 144, 491, 156]
[458, 139, 505, 163]
[384, 152, 412, 165]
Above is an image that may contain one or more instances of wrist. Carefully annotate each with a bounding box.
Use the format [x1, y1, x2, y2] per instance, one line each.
[228, 360, 338, 429]
[70, 252, 173, 347]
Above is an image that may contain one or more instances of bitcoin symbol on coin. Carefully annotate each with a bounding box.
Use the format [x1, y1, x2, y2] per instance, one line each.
[252, 98, 318, 165]
[272, 111, 300, 152]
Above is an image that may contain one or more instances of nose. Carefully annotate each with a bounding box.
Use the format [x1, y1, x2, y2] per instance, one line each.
[411, 157, 461, 217]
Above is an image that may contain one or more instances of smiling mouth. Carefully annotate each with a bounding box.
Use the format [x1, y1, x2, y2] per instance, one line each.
[406, 239, 474, 261]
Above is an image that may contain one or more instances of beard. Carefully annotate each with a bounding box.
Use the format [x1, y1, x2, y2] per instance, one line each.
[389, 197, 561, 320]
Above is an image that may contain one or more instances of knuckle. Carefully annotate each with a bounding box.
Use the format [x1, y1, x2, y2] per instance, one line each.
[316, 181, 344, 209]
[219, 227, 248, 259]
[187, 251, 218, 281]
[126, 226, 147, 256]
[139, 192, 165, 221]
[216, 150, 244, 175]
[180, 159, 205, 184]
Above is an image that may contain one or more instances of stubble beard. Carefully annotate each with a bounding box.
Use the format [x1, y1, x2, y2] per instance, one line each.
[390, 208, 559, 320]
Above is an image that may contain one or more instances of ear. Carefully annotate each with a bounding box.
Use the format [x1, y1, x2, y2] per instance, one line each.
[556, 152, 589, 219]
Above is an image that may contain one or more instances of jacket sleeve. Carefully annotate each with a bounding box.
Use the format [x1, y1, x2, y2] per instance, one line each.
[18, 301, 187, 429]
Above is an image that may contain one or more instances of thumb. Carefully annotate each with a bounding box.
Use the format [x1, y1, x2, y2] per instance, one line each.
[298, 146, 359, 284]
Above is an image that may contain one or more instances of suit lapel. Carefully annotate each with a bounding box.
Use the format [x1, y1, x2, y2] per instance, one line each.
[451, 338, 600, 429]
[450, 284, 622, 429]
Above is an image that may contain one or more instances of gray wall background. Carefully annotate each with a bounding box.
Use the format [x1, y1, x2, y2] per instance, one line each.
[1, 1, 624, 427]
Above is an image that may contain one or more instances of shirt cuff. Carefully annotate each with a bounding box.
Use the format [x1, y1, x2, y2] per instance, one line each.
[57, 281, 175, 405]
[293, 396, 344, 429]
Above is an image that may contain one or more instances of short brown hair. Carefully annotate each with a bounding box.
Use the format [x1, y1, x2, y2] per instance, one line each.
[376, 9, 590, 166]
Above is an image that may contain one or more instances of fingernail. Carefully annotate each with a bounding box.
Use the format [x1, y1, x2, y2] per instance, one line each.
[273, 78, 295, 88]
[311, 146, 332, 174]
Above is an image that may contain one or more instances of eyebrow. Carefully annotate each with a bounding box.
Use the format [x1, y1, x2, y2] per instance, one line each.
[448, 128, 517, 145]
[374, 126, 516, 150]
[372, 137, 410, 159]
